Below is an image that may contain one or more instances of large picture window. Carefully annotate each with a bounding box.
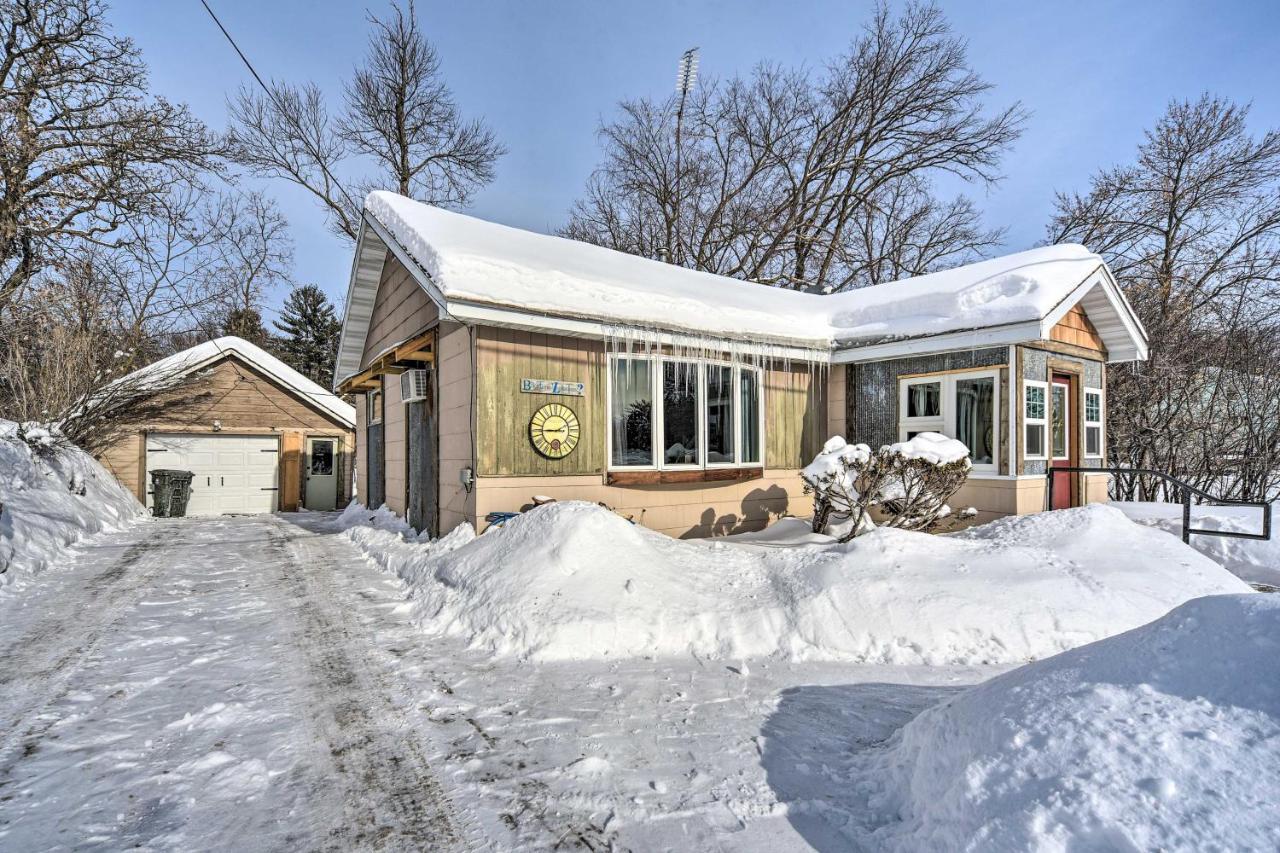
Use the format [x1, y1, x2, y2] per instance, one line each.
[897, 369, 1001, 472]
[608, 355, 764, 470]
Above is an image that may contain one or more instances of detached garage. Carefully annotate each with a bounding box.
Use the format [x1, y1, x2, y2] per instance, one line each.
[97, 337, 356, 516]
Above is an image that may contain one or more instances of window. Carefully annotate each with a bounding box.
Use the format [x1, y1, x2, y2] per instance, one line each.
[1050, 382, 1069, 460]
[897, 370, 1000, 472]
[900, 378, 944, 435]
[705, 364, 734, 464]
[367, 387, 383, 424]
[739, 369, 761, 464]
[1084, 388, 1104, 458]
[610, 359, 653, 466]
[1023, 380, 1048, 460]
[310, 439, 335, 475]
[955, 376, 996, 466]
[662, 361, 699, 465]
[607, 355, 764, 470]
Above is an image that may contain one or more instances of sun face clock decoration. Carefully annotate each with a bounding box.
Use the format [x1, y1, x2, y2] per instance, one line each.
[529, 403, 580, 459]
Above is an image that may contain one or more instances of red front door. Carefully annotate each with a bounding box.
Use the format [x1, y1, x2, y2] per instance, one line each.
[1050, 373, 1074, 510]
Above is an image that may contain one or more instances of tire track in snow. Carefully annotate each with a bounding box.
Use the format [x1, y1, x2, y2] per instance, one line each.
[269, 519, 469, 852]
[0, 526, 170, 778]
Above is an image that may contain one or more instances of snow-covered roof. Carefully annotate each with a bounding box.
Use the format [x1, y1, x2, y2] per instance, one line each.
[336, 192, 1147, 383]
[120, 337, 356, 428]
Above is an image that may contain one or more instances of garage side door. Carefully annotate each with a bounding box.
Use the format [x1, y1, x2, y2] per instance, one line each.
[146, 434, 279, 516]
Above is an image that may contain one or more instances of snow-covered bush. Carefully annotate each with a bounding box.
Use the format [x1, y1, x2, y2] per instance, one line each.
[802, 433, 971, 541]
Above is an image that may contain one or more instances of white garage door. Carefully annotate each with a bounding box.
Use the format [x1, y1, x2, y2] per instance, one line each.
[146, 434, 279, 516]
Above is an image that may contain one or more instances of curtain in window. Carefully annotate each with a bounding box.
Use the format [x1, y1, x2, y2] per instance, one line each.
[909, 382, 940, 418]
[955, 377, 994, 464]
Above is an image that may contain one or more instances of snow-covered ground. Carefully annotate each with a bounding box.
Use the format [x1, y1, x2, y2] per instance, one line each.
[1114, 500, 1279, 587]
[2, 497, 1272, 851]
[0, 420, 143, 594]
[340, 500, 1249, 664]
[0, 514, 469, 850]
[845, 593, 1280, 851]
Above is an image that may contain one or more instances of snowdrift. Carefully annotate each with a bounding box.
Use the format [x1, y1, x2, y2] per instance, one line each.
[1114, 501, 1280, 587]
[0, 421, 143, 592]
[851, 594, 1280, 851]
[341, 501, 1250, 663]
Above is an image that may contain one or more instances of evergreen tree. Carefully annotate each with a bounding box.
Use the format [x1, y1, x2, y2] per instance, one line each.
[272, 284, 341, 386]
[221, 307, 271, 348]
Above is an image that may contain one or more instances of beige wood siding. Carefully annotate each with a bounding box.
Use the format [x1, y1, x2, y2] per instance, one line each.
[383, 372, 407, 515]
[142, 359, 350, 432]
[474, 471, 812, 539]
[437, 321, 475, 532]
[475, 326, 606, 476]
[355, 394, 368, 503]
[361, 255, 439, 368]
[97, 433, 145, 499]
[826, 364, 847, 443]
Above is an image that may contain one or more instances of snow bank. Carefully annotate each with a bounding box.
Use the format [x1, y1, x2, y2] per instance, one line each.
[340, 500, 1250, 664]
[1114, 501, 1279, 587]
[851, 594, 1280, 851]
[0, 421, 143, 592]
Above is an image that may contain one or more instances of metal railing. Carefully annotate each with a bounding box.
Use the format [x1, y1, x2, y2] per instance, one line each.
[1046, 466, 1272, 545]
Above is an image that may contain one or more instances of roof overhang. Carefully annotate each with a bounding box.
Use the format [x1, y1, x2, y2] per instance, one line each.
[831, 263, 1148, 364]
[333, 213, 451, 390]
[1039, 264, 1148, 362]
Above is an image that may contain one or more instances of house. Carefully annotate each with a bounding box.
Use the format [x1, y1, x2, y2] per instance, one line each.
[334, 191, 1147, 538]
[97, 337, 356, 515]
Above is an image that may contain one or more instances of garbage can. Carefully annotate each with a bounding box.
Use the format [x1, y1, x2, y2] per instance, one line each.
[150, 469, 195, 518]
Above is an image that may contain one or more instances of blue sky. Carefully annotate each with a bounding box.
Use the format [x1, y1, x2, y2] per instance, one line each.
[112, 1, 1280, 318]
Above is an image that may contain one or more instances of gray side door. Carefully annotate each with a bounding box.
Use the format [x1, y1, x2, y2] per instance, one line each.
[367, 422, 385, 509]
[406, 397, 438, 537]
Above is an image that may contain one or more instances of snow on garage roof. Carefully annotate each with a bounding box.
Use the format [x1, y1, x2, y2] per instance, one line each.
[120, 337, 356, 428]
[337, 192, 1146, 381]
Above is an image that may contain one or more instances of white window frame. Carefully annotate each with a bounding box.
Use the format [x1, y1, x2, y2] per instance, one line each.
[899, 377, 944, 437]
[605, 353, 765, 472]
[1083, 387, 1104, 459]
[657, 358, 702, 471]
[367, 387, 383, 425]
[1023, 379, 1049, 461]
[898, 369, 1001, 474]
[1050, 380, 1071, 462]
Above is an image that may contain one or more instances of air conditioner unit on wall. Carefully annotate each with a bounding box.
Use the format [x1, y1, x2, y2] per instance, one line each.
[400, 368, 431, 403]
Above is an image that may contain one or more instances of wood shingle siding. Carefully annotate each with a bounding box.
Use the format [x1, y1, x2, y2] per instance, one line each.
[1051, 305, 1106, 353]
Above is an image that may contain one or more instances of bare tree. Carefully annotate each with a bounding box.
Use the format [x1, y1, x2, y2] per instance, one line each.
[564, 3, 1022, 291]
[1050, 95, 1280, 501]
[229, 0, 504, 240]
[0, 184, 293, 436]
[0, 294, 209, 450]
[0, 0, 222, 309]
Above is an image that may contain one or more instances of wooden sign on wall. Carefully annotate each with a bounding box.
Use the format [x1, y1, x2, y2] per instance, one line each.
[520, 378, 585, 396]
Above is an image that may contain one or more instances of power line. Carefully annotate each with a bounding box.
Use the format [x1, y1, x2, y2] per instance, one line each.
[198, 0, 361, 214]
